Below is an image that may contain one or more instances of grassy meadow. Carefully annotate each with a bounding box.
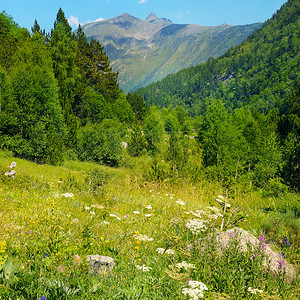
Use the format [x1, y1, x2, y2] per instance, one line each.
[0, 150, 299, 299]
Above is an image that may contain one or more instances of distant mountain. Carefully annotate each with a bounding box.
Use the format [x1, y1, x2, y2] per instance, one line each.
[136, 0, 300, 115]
[81, 13, 262, 92]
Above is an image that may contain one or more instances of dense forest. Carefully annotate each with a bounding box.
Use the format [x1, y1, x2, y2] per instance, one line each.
[137, 0, 300, 190]
[0, 0, 299, 193]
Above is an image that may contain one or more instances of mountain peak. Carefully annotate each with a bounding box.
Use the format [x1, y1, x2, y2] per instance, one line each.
[146, 13, 158, 22]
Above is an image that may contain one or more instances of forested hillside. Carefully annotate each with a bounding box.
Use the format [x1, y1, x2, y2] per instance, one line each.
[0, 9, 134, 165]
[137, 0, 299, 114]
[0, 1, 299, 192]
[137, 0, 299, 190]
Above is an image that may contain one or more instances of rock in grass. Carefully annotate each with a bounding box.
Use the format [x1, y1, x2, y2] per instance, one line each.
[191, 227, 296, 284]
[86, 255, 115, 275]
[214, 228, 296, 283]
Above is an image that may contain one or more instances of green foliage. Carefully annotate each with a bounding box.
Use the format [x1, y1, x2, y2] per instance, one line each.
[127, 125, 147, 157]
[127, 92, 148, 122]
[143, 107, 165, 153]
[77, 122, 123, 166]
[112, 92, 135, 123]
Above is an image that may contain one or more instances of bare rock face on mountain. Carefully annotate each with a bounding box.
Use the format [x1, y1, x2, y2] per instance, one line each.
[81, 13, 262, 92]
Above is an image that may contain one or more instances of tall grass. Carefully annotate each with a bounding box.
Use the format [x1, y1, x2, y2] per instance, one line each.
[0, 151, 299, 299]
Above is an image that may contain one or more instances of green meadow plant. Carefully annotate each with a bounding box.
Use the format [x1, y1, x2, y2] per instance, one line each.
[0, 152, 299, 299]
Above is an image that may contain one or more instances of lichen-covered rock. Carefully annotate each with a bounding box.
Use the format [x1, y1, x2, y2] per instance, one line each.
[86, 255, 115, 275]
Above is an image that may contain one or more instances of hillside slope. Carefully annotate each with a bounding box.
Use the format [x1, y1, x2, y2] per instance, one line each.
[137, 0, 299, 115]
[82, 13, 262, 92]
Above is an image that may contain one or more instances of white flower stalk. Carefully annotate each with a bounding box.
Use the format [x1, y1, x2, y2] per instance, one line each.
[247, 287, 263, 294]
[165, 249, 175, 255]
[109, 213, 121, 220]
[61, 193, 74, 197]
[144, 214, 152, 217]
[190, 210, 205, 218]
[145, 205, 152, 210]
[156, 247, 165, 254]
[175, 261, 196, 270]
[133, 211, 140, 214]
[136, 264, 152, 272]
[208, 213, 223, 220]
[133, 233, 154, 242]
[186, 219, 207, 234]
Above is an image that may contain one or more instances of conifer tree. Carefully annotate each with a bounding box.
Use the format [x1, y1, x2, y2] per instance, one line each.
[50, 8, 79, 148]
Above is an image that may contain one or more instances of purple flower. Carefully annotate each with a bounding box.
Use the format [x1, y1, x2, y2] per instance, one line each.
[285, 238, 290, 246]
[281, 252, 285, 259]
[39, 297, 47, 300]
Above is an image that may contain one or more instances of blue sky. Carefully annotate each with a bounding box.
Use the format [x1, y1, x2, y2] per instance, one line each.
[1, 0, 288, 32]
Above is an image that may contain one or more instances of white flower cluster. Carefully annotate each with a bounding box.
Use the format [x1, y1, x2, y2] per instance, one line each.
[176, 200, 186, 206]
[61, 193, 74, 197]
[175, 261, 196, 270]
[156, 248, 175, 255]
[206, 206, 221, 213]
[247, 287, 263, 294]
[190, 210, 205, 218]
[185, 219, 207, 234]
[208, 213, 223, 220]
[136, 264, 152, 272]
[182, 281, 208, 300]
[133, 233, 154, 242]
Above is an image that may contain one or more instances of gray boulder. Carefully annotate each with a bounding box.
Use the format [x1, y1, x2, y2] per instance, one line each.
[86, 255, 115, 275]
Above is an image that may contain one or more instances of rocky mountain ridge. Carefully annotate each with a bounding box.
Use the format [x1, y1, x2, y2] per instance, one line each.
[82, 13, 262, 92]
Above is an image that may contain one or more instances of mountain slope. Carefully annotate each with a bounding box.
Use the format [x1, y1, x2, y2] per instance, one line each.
[137, 0, 300, 115]
[81, 13, 262, 92]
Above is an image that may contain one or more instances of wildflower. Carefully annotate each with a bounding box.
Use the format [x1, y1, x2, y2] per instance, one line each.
[85, 206, 91, 210]
[133, 211, 140, 214]
[145, 214, 152, 217]
[109, 214, 121, 220]
[91, 204, 104, 209]
[123, 214, 129, 219]
[206, 206, 221, 213]
[39, 297, 47, 300]
[90, 211, 95, 216]
[190, 210, 205, 218]
[208, 213, 223, 220]
[61, 193, 74, 197]
[182, 281, 208, 299]
[175, 261, 196, 270]
[285, 238, 290, 246]
[145, 205, 152, 210]
[74, 255, 82, 265]
[136, 264, 152, 272]
[133, 233, 153, 242]
[176, 200, 186, 206]
[56, 265, 65, 273]
[165, 249, 175, 255]
[185, 219, 207, 234]
[247, 287, 263, 294]
[156, 247, 165, 254]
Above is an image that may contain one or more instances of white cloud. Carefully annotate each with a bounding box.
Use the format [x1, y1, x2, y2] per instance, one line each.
[68, 15, 80, 27]
[139, 0, 148, 3]
[94, 17, 105, 22]
[68, 15, 105, 27]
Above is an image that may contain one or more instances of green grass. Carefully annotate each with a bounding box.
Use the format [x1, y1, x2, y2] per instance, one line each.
[0, 151, 299, 299]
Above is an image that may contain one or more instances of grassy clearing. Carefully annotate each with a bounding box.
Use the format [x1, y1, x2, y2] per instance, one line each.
[0, 151, 299, 299]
